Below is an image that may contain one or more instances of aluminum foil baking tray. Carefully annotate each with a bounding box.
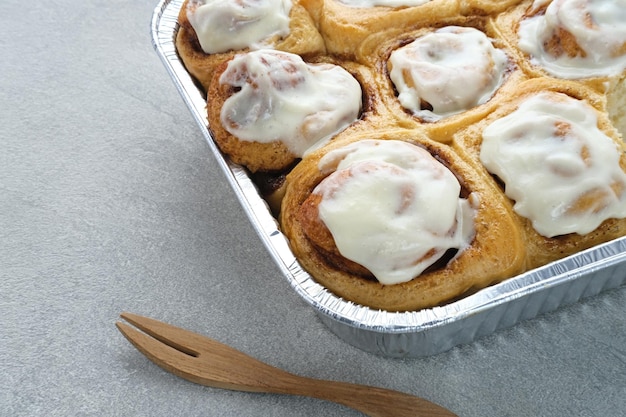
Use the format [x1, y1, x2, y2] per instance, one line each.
[151, 0, 626, 358]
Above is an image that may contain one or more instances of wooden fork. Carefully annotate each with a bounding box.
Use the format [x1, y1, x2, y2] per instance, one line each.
[116, 312, 458, 417]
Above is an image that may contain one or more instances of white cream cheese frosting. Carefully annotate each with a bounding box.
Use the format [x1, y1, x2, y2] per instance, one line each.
[388, 26, 508, 122]
[186, 0, 292, 54]
[518, 0, 626, 79]
[480, 91, 626, 237]
[313, 139, 476, 285]
[337, 0, 431, 8]
[219, 50, 362, 156]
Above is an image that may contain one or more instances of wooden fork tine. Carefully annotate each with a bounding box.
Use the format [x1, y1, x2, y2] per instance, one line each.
[119, 312, 208, 357]
[117, 313, 289, 391]
[116, 320, 202, 384]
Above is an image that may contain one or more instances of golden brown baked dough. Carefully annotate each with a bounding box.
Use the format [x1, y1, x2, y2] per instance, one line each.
[458, 0, 524, 15]
[175, 0, 326, 92]
[311, 0, 459, 59]
[280, 128, 526, 311]
[607, 77, 626, 140]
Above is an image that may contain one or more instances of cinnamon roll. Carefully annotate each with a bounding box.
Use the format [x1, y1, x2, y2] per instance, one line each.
[280, 130, 526, 311]
[520, 0, 626, 78]
[495, 0, 626, 83]
[207, 50, 363, 173]
[492, 0, 626, 148]
[387, 26, 509, 122]
[175, 0, 325, 92]
[359, 22, 522, 142]
[454, 78, 626, 268]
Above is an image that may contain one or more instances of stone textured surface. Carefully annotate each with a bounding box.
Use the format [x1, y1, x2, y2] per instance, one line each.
[2, 1, 626, 416]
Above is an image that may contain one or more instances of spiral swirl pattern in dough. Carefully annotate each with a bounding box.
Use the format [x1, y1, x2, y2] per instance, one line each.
[388, 26, 508, 121]
[208, 50, 363, 172]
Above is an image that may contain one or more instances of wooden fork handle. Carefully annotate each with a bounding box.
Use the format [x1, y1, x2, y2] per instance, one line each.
[278, 375, 458, 417]
[160, 335, 456, 417]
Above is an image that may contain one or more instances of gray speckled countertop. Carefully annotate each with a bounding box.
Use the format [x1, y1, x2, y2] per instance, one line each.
[2, 1, 626, 416]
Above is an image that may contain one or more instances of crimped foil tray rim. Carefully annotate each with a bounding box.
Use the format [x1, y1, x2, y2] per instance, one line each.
[150, 0, 626, 341]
